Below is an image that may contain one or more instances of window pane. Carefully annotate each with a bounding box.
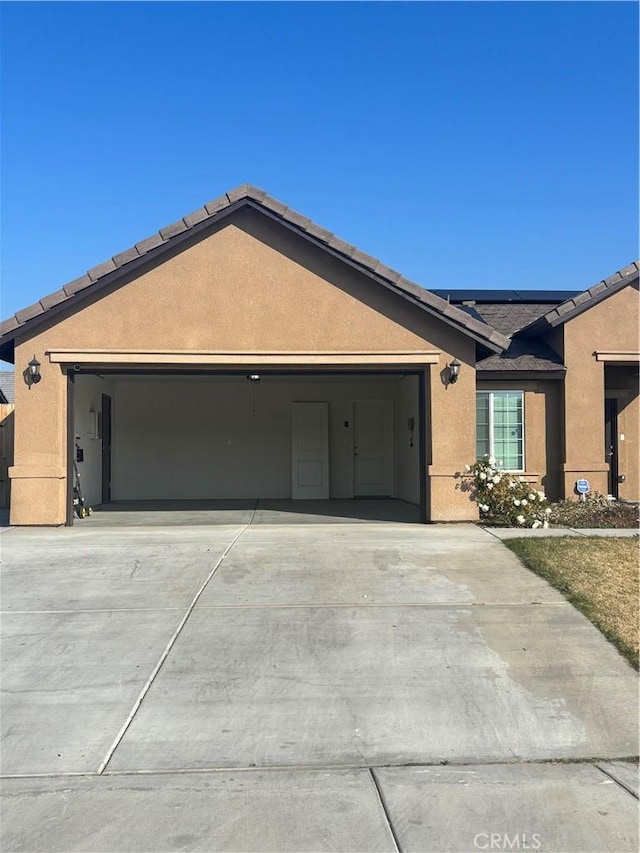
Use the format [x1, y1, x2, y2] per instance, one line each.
[476, 393, 490, 458]
[491, 392, 523, 470]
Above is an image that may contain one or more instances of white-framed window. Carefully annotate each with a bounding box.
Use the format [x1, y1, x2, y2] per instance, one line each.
[476, 390, 524, 471]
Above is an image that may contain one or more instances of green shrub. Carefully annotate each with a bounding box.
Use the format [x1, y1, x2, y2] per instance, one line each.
[459, 455, 551, 528]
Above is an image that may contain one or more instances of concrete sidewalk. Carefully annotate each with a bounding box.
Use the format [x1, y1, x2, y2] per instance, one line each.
[484, 526, 638, 539]
[1, 519, 637, 851]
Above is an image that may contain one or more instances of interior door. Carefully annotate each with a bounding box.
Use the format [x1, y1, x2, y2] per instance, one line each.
[291, 402, 330, 499]
[101, 394, 112, 504]
[353, 399, 394, 497]
[605, 398, 618, 498]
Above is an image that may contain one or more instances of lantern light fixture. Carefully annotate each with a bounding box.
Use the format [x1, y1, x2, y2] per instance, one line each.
[448, 358, 461, 384]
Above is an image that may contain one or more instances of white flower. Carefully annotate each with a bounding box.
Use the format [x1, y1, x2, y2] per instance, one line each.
[528, 493, 536, 501]
[532, 520, 542, 529]
[544, 507, 552, 516]
[521, 499, 528, 506]
[479, 472, 486, 480]
[488, 456, 496, 465]
[516, 515, 525, 525]
[513, 499, 521, 507]
[509, 482, 516, 489]
[492, 475, 501, 484]
[464, 464, 471, 473]
[487, 483, 493, 490]
[537, 491, 545, 501]
[479, 504, 489, 512]
[542, 520, 549, 529]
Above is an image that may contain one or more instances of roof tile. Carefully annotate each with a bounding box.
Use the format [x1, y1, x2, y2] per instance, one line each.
[602, 271, 623, 287]
[204, 195, 231, 215]
[227, 184, 267, 203]
[15, 302, 45, 324]
[183, 207, 211, 228]
[159, 219, 189, 240]
[588, 281, 608, 297]
[0, 317, 19, 337]
[39, 289, 69, 311]
[63, 275, 93, 296]
[260, 195, 289, 217]
[554, 300, 575, 316]
[351, 248, 379, 269]
[87, 259, 117, 282]
[620, 262, 639, 277]
[244, 185, 268, 202]
[373, 262, 402, 284]
[135, 233, 165, 255]
[328, 235, 356, 257]
[305, 222, 333, 243]
[113, 247, 141, 268]
[571, 290, 592, 306]
[226, 185, 252, 203]
[282, 209, 312, 230]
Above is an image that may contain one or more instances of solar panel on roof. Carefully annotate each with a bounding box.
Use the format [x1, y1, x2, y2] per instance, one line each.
[431, 289, 581, 304]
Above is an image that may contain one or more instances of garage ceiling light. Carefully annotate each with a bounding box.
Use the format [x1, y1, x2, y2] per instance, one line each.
[247, 374, 260, 382]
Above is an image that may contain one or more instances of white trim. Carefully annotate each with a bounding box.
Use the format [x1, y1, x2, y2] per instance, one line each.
[46, 349, 441, 366]
[595, 351, 640, 363]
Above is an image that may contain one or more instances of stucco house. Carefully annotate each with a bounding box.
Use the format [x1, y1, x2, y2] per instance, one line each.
[0, 185, 637, 525]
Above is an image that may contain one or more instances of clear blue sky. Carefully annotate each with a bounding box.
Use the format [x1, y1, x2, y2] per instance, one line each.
[1, 1, 638, 323]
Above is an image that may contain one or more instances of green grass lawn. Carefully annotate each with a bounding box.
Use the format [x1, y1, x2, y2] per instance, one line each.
[505, 537, 639, 669]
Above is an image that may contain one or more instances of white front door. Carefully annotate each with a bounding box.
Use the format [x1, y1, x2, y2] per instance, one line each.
[353, 399, 394, 497]
[291, 402, 330, 499]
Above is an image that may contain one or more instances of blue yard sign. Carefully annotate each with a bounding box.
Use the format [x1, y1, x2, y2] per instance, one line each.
[576, 479, 590, 495]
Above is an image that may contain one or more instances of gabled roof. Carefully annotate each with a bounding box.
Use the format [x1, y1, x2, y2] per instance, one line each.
[476, 338, 565, 373]
[519, 261, 639, 332]
[0, 185, 510, 360]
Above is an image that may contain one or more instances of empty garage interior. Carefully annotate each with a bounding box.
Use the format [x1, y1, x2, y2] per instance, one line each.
[72, 371, 422, 512]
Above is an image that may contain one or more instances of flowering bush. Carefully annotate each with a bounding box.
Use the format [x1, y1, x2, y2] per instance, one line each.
[459, 455, 551, 528]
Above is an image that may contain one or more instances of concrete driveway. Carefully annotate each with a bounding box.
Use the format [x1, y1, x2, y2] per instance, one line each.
[1, 504, 637, 851]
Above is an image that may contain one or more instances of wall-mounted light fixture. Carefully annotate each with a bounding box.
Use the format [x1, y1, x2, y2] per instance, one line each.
[25, 355, 42, 389]
[448, 358, 461, 384]
[247, 374, 260, 412]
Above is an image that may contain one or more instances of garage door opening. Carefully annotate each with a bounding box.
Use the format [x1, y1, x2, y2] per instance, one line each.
[70, 371, 425, 524]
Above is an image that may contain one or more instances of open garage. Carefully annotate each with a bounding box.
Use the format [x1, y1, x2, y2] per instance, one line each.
[72, 371, 422, 510]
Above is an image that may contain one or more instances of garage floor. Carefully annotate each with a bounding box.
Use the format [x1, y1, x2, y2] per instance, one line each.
[82, 498, 421, 525]
[1, 516, 637, 851]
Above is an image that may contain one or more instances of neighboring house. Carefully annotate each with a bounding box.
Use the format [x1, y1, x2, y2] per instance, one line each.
[0, 371, 15, 405]
[0, 371, 15, 508]
[0, 185, 637, 525]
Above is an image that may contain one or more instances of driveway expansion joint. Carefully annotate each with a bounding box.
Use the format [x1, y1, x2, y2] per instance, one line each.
[95, 504, 257, 775]
[369, 768, 403, 852]
[596, 763, 640, 800]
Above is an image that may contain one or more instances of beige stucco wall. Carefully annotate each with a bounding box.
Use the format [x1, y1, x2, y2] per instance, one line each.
[561, 282, 639, 498]
[9, 209, 477, 523]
